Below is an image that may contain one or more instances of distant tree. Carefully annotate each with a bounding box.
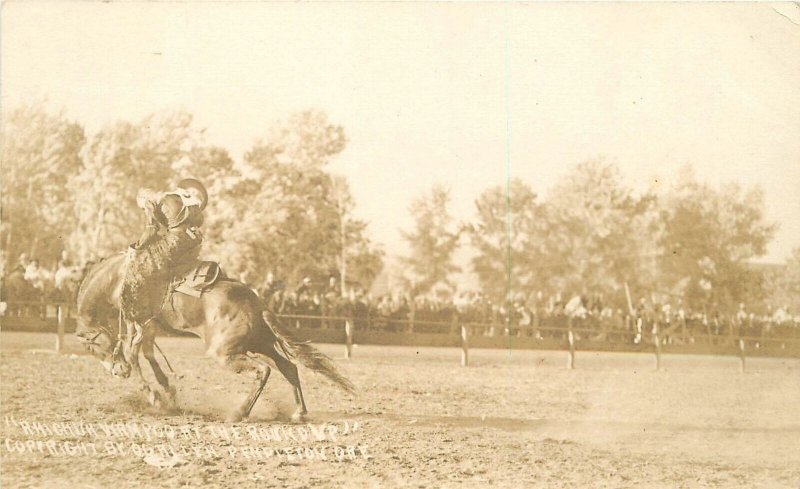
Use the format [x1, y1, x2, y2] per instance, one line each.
[330, 176, 384, 293]
[68, 110, 201, 262]
[245, 110, 347, 172]
[467, 179, 543, 303]
[766, 247, 800, 313]
[468, 162, 659, 306]
[400, 185, 461, 295]
[175, 145, 235, 186]
[1, 103, 85, 266]
[545, 160, 658, 299]
[204, 110, 382, 289]
[658, 167, 777, 311]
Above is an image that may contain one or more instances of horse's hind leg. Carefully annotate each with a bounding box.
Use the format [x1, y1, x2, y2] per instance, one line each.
[219, 353, 271, 422]
[242, 353, 273, 415]
[266, 349, 308, 421]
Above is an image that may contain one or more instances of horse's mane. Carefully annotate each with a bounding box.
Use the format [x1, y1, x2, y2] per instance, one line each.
[74, 260, 98, 301]
[76, 253, 126, 318]
[75, 253, 120, 301]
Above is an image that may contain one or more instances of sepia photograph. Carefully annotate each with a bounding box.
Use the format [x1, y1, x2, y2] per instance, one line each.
[1, 2, 799, 487]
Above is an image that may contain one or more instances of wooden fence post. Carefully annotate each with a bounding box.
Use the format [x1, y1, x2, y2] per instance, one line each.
[653, 321, 662, 371]
[344, 319, 353, 359]
[320, 296, 327, 330]
[461, 324, 469, 367]
[567, 318, 575, 369]
[738, 338, 746, 373]
[680, 315, 687, 344]
[55, 305, 65, 353]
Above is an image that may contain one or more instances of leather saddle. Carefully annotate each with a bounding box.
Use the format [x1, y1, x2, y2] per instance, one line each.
[172, 261, 223, 298]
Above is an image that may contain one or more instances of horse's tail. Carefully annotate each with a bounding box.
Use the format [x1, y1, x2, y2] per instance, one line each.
[261, 307, 356, 395]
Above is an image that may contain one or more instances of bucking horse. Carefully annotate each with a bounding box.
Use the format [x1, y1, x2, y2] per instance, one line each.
[74, 253, 355, 421]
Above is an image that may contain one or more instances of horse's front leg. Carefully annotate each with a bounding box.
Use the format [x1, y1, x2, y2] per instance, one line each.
[141, 320, 177, 408]
[124, 322, 163, 407]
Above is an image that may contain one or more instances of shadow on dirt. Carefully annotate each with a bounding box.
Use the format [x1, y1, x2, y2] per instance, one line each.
[107, 390, 302, 423]
[385, 413, 547, 431]
[283, 410, 548, 431]
[100, 394, 548, 429]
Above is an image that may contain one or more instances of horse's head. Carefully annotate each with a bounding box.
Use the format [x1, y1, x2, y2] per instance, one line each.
[75, 315, 131, 378]
[74, 255, 131, 379]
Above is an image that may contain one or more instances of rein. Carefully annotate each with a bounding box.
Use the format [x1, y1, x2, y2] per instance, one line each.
[153, 341, 175, 373]
[111, 309, 127, 366]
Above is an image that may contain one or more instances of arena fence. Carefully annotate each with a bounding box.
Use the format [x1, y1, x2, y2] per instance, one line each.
[1, 300, 799, 369]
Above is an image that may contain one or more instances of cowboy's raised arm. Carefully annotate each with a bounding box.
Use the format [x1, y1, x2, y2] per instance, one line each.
[129, 188, 165, 250]
[136, 188, 165, 210]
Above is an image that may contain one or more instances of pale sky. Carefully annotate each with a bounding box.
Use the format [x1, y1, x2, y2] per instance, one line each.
[3, 2, 799, 263]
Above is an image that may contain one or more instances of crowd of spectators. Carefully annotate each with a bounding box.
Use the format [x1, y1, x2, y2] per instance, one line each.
[258, 276, 800, 345]
[2, 252, 797, 347]
[1, 252, 85, 304]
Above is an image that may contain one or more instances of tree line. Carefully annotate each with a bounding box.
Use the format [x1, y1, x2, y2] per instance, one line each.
[1, 102, 797, 315]
[402, 163, 797, 315]
[1, 104, 383, 292]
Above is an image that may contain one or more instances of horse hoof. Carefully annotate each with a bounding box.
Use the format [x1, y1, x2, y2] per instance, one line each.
[291, 411, 308, 423]
[165, 386, 177, 400]
[159, 390, 178, 410]
[147, 390, 161, 407]
[225, 410, 245, 423]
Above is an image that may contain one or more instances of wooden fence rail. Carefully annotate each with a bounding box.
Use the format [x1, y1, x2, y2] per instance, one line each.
[2, 301, 799, 369]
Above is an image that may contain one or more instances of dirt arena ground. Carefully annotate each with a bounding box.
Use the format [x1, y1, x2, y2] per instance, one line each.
[1, 331, 798, 488]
